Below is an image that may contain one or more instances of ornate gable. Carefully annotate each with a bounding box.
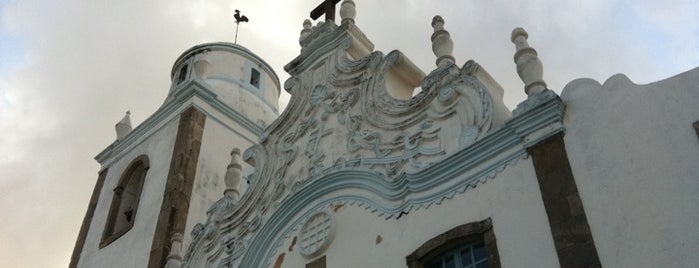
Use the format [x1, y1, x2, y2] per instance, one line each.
[180, 7, 555, 268]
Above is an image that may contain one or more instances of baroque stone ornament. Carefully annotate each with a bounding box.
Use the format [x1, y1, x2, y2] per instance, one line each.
[183, 13, 520, 268]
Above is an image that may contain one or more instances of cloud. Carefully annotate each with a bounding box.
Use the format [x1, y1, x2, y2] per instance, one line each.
[0, 0, 696, 267]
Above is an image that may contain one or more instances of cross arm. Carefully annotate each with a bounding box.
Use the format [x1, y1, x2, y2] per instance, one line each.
[310, 0, 341, 20]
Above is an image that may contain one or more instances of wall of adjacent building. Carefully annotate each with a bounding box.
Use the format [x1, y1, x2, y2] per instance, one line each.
[561, 68, 699, 267]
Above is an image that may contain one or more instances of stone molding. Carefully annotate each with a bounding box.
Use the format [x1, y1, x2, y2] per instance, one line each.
[95, 80, 264, 167]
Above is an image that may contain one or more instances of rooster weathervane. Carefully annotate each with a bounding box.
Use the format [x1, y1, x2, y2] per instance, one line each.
[233, 9, 249, 44]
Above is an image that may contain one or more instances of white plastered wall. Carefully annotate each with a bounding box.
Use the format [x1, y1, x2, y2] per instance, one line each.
[561, 69, 699, 267]
[271, 159, 561, 268]
[182, 106, 261, 250]
[200, 49, 279, 127]
[78, 117, 180, 268]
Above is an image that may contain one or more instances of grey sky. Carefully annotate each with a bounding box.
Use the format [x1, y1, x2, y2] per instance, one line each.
[0, 0, 697, 267]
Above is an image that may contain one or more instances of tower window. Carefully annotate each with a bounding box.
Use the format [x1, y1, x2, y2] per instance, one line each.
[177, 64, 189, 84]
[100, 155, 149, 248]
[250, 68, 260, 88]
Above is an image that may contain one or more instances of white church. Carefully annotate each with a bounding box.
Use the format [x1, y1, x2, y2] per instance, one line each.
[69, 1, 699, 267]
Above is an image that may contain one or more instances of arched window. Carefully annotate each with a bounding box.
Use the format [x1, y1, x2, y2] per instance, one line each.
[406, 218, 500, 268]
[100, 155, 149, 248]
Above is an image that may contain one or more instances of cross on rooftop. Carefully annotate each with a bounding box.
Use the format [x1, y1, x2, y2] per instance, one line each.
[310, 0, 341, 22]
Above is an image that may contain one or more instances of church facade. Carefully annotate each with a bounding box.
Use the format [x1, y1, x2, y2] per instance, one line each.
[71, 1, 699, 267]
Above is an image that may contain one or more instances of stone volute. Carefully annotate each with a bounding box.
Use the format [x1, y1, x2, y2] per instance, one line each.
[115, 111, 132, 141]
[224, 148, 243, 201]
[431, 15, 455, 67]
[511, 27, 547, 96]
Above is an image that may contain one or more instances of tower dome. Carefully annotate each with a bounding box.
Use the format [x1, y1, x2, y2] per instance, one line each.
[168, 42, 281, 128]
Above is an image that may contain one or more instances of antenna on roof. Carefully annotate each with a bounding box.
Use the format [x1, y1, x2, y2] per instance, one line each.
[233, 9, 249, 44]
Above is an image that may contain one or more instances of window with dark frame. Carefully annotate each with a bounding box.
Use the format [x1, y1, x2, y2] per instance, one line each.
[426, 241, 489, 268]
[99, 155, 149, 248]
[406, 218, 500, 268]
[176, 64, 188, 85]
[306, 255, 326, 268]
[250, 68, 261, 89]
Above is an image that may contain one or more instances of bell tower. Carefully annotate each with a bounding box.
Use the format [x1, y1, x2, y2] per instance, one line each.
[70, 43, 280, 268]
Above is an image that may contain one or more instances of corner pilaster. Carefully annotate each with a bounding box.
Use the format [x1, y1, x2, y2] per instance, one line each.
[148, 106, 206, 268]
[511, 90, 602, 267]
[69, 168, 109, 268]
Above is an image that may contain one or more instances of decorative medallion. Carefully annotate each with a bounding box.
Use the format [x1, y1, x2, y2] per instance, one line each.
[298, 211, 335, 258]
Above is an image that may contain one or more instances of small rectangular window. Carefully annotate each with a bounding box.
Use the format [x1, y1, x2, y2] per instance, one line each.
[177, 64, 188, 84]
[250, 68, 261, 89]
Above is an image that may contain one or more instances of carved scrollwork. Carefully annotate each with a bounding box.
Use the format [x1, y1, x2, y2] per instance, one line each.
[183, 20, 504, 268]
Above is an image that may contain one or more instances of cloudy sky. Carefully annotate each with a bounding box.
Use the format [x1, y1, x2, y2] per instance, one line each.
[0, 0, 697, 267]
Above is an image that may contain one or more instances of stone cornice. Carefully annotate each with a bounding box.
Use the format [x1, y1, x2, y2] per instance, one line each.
[95, 80, 265, 167]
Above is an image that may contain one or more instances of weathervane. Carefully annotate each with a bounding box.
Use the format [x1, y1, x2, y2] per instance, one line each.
[233, 9, 249, 44]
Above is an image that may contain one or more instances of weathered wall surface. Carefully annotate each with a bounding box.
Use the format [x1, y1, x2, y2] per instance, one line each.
[270, 159, 560, 268]
[202, 48, 280, 127]
[170, 44, 281, 128]
[78, 116, 179, 268]
[183, 112, 258, 250]
[561, 68, 699, 267]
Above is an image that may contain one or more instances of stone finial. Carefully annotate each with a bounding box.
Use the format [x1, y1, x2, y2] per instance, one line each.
[115, 111, 132, 140]
[340, 0, 356, 24]
[431, 15, 455, 67]
[224, 148, 243, 200]
[164, 233, 183, 268]
[299, 19, 312, 44]
[511, 27, 547, 96]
